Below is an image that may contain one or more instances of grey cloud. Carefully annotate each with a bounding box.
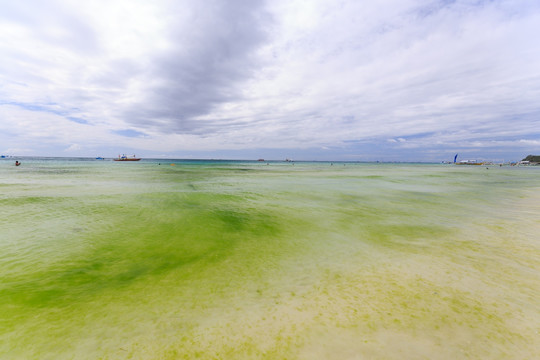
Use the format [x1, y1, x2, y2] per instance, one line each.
[121, 0, 270, 134]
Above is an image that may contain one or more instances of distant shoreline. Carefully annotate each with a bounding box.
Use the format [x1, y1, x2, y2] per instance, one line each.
[0, 156, 523, 165]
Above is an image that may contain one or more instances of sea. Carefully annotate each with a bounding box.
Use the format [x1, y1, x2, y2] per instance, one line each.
[1, 158, 539, 359]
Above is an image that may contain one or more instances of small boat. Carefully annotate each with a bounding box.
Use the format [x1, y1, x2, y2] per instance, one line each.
[455, 160, 484, 165]
[114, 154, 141, 161]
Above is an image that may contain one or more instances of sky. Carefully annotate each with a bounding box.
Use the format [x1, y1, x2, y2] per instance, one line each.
[1, 0, 540, 162]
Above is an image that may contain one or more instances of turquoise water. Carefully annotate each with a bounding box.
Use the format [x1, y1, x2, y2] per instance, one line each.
[1, 159, 539, 359]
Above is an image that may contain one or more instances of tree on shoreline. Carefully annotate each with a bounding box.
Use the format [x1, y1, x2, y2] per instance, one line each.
[522, 155, 540, 163]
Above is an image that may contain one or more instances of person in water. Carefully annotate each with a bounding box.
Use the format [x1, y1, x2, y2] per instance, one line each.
[15, 161, 20, 166]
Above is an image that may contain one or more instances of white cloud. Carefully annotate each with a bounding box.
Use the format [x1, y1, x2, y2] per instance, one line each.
[65, 143, 81, 152]
[0, 0, 539, 160]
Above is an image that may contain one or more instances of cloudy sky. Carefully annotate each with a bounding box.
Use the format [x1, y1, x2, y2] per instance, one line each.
[1, 0, 539, 161]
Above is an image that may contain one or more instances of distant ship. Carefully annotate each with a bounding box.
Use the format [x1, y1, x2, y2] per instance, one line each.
[455, 160, 483, 165]
[453, 155, 483, 165]
[114, 154, 141, 161]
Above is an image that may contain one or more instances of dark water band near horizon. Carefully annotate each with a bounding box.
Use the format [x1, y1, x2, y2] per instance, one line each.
[1, 159, 539, 359]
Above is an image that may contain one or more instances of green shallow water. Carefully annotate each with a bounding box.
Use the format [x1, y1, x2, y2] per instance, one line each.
[1, 160, 539, 359]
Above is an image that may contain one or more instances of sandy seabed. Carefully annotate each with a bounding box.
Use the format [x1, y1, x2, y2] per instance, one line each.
[1, 160, 539, 359]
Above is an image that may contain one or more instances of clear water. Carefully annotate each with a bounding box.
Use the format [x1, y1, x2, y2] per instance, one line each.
[1, 159, 539, 359]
